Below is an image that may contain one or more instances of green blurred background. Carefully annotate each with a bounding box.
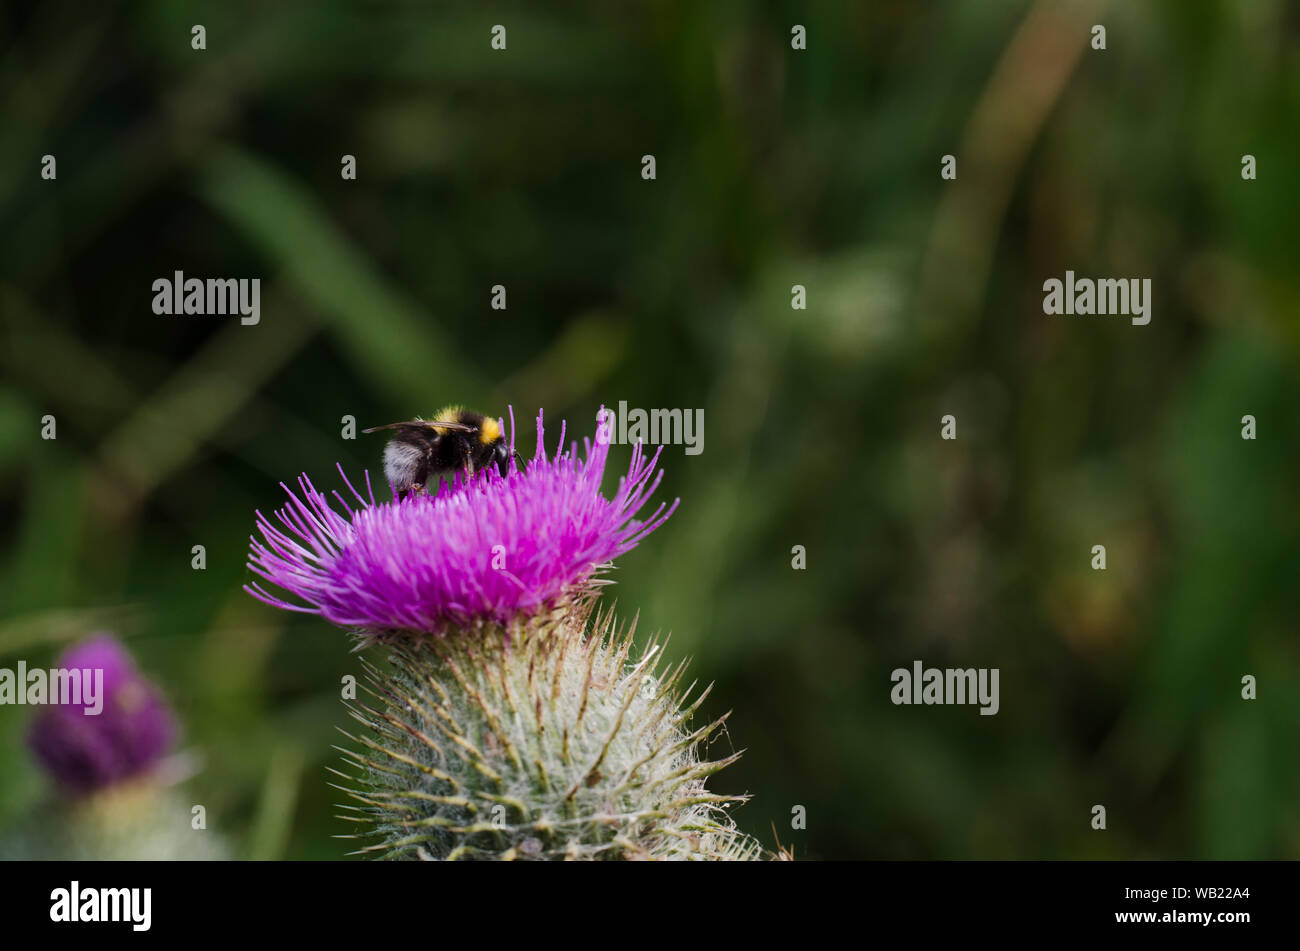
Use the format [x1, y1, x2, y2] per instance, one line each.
[2, 0, 1298, 859]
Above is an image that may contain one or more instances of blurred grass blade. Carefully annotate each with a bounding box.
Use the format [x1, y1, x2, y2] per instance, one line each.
[199, 148, 483, 405]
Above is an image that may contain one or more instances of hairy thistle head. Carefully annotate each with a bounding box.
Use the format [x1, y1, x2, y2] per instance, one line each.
[248, 409, 767, 860]
[339, 597, 762, 859]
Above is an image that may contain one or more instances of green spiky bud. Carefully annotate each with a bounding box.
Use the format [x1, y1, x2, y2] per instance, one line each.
[335, 597, 766, 860]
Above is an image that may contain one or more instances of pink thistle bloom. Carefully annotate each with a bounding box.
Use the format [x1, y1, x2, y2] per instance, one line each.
[28, 634, 177, 796]
[245, 409, 677, 635]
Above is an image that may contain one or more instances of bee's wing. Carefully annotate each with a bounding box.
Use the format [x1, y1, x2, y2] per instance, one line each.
[363, 419, 478, 434]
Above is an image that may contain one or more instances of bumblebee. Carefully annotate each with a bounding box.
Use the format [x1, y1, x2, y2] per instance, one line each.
[364, 407, 515, 497]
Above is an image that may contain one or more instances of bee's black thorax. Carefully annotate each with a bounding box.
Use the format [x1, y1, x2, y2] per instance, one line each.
[435, 410, 507, 476]
[377, 408, 510, 497]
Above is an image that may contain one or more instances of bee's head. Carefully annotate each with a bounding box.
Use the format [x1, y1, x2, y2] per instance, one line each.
[493, 439, 511, 476]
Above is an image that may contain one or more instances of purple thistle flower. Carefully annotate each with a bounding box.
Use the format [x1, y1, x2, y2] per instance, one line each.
[245, 409, 678, 635]
[28, 634, 177, 796]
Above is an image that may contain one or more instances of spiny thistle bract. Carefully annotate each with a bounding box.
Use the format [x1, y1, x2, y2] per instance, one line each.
[248, 409, 768, 860]
[338, 597, 762, 860]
